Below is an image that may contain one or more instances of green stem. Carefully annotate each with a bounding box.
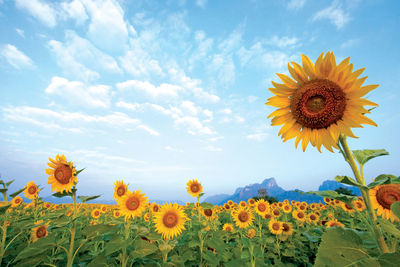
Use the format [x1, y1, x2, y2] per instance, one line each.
[66, 190, 77, 267]
[121, 219, 131, 267]
[338, 134, 390, 253]
[0, 220, 7, 266]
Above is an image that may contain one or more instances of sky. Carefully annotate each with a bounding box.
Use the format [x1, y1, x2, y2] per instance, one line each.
[0, 0, 399, 203]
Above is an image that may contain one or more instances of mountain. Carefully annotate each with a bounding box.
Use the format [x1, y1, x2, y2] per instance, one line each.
[204, 177, 361, 205]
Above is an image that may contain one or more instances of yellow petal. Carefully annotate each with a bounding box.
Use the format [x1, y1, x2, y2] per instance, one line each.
[278, 118, 297, 136]
[45, 169, 55, 175]
[276, 73, 298, 89]
[291, 61, 308, 82]
[358, 98, 379, 107]
[282, 123, 302, 141]
[302, 128, 311, 152]
[344, 76, 368, 92]
[346, 84, 379, 98]
[268, 87, 294, 96]
[266, 96, 291, 108]
[271, 112, 293, 126]
[288, 63, 306, 84]
[267, 108, 291, 119]
[358, 115, 378, 127]
[301, 54, 316, 79]
[314, 52, 325, 78]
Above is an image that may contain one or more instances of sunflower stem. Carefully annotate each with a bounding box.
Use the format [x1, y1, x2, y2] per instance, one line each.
[0, 219, 8, 266]
[121, 219, 131, 267]
[338, 134, 390, 253]
[66, 190, 77, 267]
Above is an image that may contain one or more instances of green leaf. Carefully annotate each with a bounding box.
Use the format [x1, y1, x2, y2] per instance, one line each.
[104, 236, 126, 256]
[314, 227, 376, 267]
[76, 168, 85, 176]
[203, 249, 218, 265]
[296, 190, 358, 203]
[352, 149, 389, 166]
[5, 179, 15, 187]
[78, 195, 101, 203]
[377, 218, 400, 238]
[9, 188, 26, 198]
[0, 180, 4, 185]
[368, 174, 400, 188]
[391, 201, 400, 219]
[0, 204, 11, 215]
[15, 235, 55, 262]
[130, 238, 158, 258]
[378, 252, 400, 267]
[334, 175, 366, 188]
[0, 188, 7, 193]
[52, 191, 73, 198]
[87, 254, 108, 267]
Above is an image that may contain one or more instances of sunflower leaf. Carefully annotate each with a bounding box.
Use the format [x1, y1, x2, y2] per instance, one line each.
[296, 190, 358, 203]
[0, 188, 7, 193]
[391, 202, 400, 221]
[78, 195, 101, 203]
[75, 168, 85, 176]
[378, 252, 400, 267]
[367, 174, 399, 188]
[335, 175, 366, 189]
[352, 149, 389, 166]
[5, 179, 14, 187]
[9, 187, 26, 198]
[0, 204, 11, 214]
[377, 218, 400, 238]
[52, 191, 73, 198]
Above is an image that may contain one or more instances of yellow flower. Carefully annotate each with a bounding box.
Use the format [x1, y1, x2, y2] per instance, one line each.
[254, 199, 269, 216]
[268, 220, 283, 235]
[24, 181, 40, 200]
[151, 203, 160, 213]
[31, 222, 49, 242]
[369, 184, 400, 222]
[11, 196, 23, 207]
[248, 198, 256, 207]
[282, 222, 294, 236]
[45, 154, 77, 193]
[247, 228, 257, 239]
[222, 223, 234, 233]
[326, 220, 345, 228]
[292, 210, 306, 222]
[91, 209, 101, 219]
[307, 212, 320, 225]
[266, 52, 379, 152]
[282, 204, 292, 214]
[153, 203, 189, 240]
[186, 179, 203, 198]
[117, 190, 148, 221]
[113, 210, 121, 218]
[232, 207, 254, 229]
[113, 180, 128, 201]
[352, 199, 366, 212]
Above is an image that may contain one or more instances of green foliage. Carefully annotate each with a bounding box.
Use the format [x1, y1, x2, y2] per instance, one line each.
[334, 187, 356, 196]
[367, 174, 400, 188]
[252, 195, 278, 203]
[352, 149, 389, 166]
[391, 202, 400, 220]
[78, 195, 101, 203]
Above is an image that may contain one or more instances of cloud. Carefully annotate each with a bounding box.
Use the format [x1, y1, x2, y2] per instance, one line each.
[61, 0, 89, 25]
[137, 125, 160, 136]
[313, 2, 351, 29]
[203, 145, 222, 152]
[267, 36, 299, 48]
[15, 0, 57, 27]
[341, 39, 359, 49]
[48, 30, 121, 81]
[82, 0, 129, 52]
[119, 46, 164, 78]
[164, 146, 183, 152]
[116, 80, 183, 98]
[174, 116, 215, 135]
[45, 76, 112, 109]
[16, 29, 25, 38]
[287, 0, 306, 10]
[196, 0, 208, 8]
[0, 44, 34, 69]
[246, 133, 269, 142]
[180, 101, 199, 116]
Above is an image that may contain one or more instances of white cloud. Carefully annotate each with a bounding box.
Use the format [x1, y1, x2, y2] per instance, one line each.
[15, 0, 57, 27]
[196, 0, 208, 8]
[287, 0, 306, 10]
[174, 116, 215, 135]
[0, 44, 34, 69]
[61, 0, 89, 25]
[246, 133, 269, 142]
[203, 145, 222, 152]
[164, 146, 183, 152]
[313, 2, 351, 29]
[180, 101, 199, 116]
[248, 95, 258, 103]
[267, 36, 299, 48]
[189, 31, 213, 69]
[119, 46, 164, 78]
[16, 29, 25, 38]
[341, 39, 359, 49]
[220, 108, 232, 115]
[137, 125, 160, 136]
[45, 76, 112, 109]
[116, 80, 183, 98]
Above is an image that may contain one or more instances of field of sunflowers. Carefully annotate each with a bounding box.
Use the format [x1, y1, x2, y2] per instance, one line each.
[1, 52, 400, 266]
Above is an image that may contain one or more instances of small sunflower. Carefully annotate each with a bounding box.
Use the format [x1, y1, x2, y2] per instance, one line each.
[144, 212, 151, 222]
[247, 228, 257, 239]
[91, 209, 101, 219]
[113, 180, 128, 201]
[248, 198, 256, 206]
[272, 208, 282, 218]
[268, 220, 283, 235]
[282, 204, 292, 214]
[232, 208, 254, 229]
[292, 210, 306, 222]
[45, 154, 77, 193]
[113, 210, 121, 218]
[202, 208, 214, 221]
[239, 201, 247, 208]
[282, 222, 294, 236]
[11, 196, 23, 207]
[254, 199, 269, 216]
[153, 203, 189, 240]
[307, 212, 320, 225]
[341, 202, 355, 213]
[369, 184, 400, 222]
[186, 179, 203, 198]
[100, 205, 108, 213]
[24, 181, 40, 199]
[117, 190, 148, 221]
[222, 223, 234, 232]
[352, 199, 366, 212]
[266, 52, 379, 152]
[227, 200, 234, 206]
[151, 203, 160, 213]
[326, 220, 345, 228]
[31, 222, 49, 242]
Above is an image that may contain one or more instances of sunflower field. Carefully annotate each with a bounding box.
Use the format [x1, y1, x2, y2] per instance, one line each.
[1, 52, 400, 266]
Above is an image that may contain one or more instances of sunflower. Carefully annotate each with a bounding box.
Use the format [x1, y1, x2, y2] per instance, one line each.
[202, 208, 214, 221]
[352, 199, 366, 212]
[186, 179, 203, 198]
[31, 222, 49, 242]
[272, 208, 282, 218]
[100, 205, 108, 213]
[266, 52, 379, 152]
[307, 212, 320, 225]
[247, 228, 257, 239]
[282, 222, 294, 236]
[268, 220, 283, 235]
[43, 202, 51, 209]
[326, 220, 345, 228]
[24, 181, 40, 199]
[113, 180, 129, 201]
[113, 210, 121, 218]
[91, 209, 101, 219]
[239, 201, 247, 208]
[248, 198, 256, 206]
[223, 223, 234, 232]
[45, 154, 77, 193]
[11, 196, 23, 208]
[369, 184, 400, 222]
[341, 202, 355, 213]
[323, 198, 332, 205]
[144, 212, 150, 222]
[282, 204, 292, 214]
[153, 203, 189, 240]
[117, 190, 148, 221]
[151, 203, 160, 213]
[223, 203, 231, 210]
[227, 200, 234, 206]
[292, 210, 306, 222]
[254, 199, 269, 216]
[232, 208, 254, 229]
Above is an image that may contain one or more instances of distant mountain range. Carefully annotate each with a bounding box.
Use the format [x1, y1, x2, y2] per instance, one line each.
[203, 177, 361, 205]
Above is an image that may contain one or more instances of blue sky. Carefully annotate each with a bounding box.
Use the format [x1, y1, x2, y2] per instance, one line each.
[1, 0, 399, 203]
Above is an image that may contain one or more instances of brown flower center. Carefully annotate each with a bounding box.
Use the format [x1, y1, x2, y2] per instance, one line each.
[258, 203, 267, 212]
[238, 211, 249, 222]
[190, 184, 200, 193]
[36, 226, 47, 238]
[272, 222, 280, 231]
[310, 214, 317, 220]
[249, 199, 255, 205]
[273, 209, 280, 216]
[117, 186, 126, 197]
[126, 196, 140, 211]
[204, 209, 213, 217]
[376, 185, 400, 209]
[54, 164, 73, 185]
[153, 205, 159, 212]
[282, 223, 290, 232]
[15, 198, 21, 204]
[28, 186, 37, 195]
[291, 79, 346, 129]
[94, 211, 100, 216]
[297, 212, 305, 219]
[163, 211, 178, 228]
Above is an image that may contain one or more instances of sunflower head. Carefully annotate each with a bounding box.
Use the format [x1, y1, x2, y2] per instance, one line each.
[186, 179, 203, 198]
[369, 184, 400, 222]
[266, 52, 379, 152]
[268, 220, 283, 235]
[232, 207, 254, 229]
[113, 210, 121, 218]
[91, 209, 101, 219]
[117, 190, 148, 221]
[282, 222, 294, 236]
[153, 203, 189, 240]
[45, 154, 77, 193]
[254, 199, 269, 216]
[31, 222, 49, 242]
[11, 196, 23, 208]
[24, 181, 40, 200]
[113, 180, 129, 201]
[222, 223, 234, 233]
[247, 228, 257, 239]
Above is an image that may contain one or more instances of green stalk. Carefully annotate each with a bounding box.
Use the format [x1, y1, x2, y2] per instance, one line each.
[121, 219, 131, 267]
[66, 190, 77, 267]
[0, 220, 7, 266]
[338, 134, 390, 253]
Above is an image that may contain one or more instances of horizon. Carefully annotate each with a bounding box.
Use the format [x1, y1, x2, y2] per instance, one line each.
[1, 0, 399, 203]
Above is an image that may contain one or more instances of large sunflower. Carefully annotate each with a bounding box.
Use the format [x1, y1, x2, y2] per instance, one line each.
[369, 184, 400, 222]
[153, 203, 189, 240]
[266, 52, 378, 152]
[113, 180, 128, 201]
[24, 181, 40, 199]
[186, 179, 203, 198]
[45, 154, 77, 193]
[232, 207, 254, 229]
[254, 199, 269, 216]
[117, 190, 148, 221]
